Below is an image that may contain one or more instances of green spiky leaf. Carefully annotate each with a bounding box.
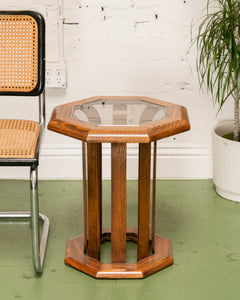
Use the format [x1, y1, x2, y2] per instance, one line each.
[193, 0, 240, 141]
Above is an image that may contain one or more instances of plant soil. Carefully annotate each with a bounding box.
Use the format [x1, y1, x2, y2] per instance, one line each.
[223, 132, 240, 141]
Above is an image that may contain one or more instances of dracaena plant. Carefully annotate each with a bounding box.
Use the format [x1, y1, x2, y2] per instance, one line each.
[195, 0, 240, 141]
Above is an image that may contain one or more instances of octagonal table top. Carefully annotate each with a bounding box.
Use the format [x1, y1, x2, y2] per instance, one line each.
[48, 96, 190, 143]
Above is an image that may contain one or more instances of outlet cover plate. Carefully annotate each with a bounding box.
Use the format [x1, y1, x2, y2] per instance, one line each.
[46, 62, 67, 88]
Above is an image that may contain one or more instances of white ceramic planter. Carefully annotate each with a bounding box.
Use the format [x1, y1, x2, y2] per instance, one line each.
[212, 120, 240, 202]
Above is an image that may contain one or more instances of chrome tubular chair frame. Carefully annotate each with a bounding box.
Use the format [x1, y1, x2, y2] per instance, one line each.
[0, 11, 49, 274]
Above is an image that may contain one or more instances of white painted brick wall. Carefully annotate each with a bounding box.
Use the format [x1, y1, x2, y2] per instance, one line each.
[0, 0, 232, 179]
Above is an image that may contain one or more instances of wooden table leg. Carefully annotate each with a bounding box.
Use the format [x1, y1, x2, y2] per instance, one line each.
[82, 142, 88, 253]
[138, 143, 151, 261]
[87, 143, 102, 260]
[152, 141, 157, 254]
[98, 144, 102, 236]
[65, 141, 173, 278]
[111, 143, 127, 263]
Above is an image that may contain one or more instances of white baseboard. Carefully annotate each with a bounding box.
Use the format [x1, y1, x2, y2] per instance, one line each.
[0, 143, 212, 180]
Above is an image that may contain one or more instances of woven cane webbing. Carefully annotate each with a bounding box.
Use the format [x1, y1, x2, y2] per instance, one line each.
[0, 119, 40, 158]
[0, 15, 38, 92]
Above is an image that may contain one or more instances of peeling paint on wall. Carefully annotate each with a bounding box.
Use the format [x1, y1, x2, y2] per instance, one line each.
[0, 0, 231, 179]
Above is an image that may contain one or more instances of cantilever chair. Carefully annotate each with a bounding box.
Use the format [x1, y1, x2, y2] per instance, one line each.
[0, 11, 49, 274]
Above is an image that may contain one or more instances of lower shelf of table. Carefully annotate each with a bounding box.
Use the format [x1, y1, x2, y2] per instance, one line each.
[65, 229, 174, 279]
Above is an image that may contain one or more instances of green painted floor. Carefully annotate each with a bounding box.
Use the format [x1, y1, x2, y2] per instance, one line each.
[0, 179, 239, 300]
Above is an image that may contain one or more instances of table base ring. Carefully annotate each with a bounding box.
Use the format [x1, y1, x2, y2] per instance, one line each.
[65, 229, 174, 279]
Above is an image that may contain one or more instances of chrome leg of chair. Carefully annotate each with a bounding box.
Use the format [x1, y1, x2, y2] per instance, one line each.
[0, 211, 49, 273]
[30, 166, 49, 274]
[0, 166, 49, 275]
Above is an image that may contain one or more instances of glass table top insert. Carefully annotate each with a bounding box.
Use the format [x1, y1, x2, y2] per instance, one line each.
[71, 98, 168, 126]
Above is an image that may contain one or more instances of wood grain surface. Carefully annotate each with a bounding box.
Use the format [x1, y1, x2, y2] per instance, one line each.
[65, 230, 173, 279]
[47, 96, 190, 143]
[87, 143, 102, 260]
[49, 96, 188, 278]
[138, 143, 151, 260]
[111, 143, 127, 263]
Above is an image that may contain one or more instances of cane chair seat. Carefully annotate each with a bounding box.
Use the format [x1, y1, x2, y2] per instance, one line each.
[0, 119, 40, 159]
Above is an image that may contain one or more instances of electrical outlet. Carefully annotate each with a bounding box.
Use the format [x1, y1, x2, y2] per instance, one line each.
[46, 62, 67, 88]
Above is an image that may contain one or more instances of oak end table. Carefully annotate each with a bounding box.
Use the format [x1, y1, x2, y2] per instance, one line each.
[48, 96, 190, 279]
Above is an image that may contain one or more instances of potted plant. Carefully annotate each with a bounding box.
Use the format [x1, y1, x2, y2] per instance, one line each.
[195, 0, 240, 201]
